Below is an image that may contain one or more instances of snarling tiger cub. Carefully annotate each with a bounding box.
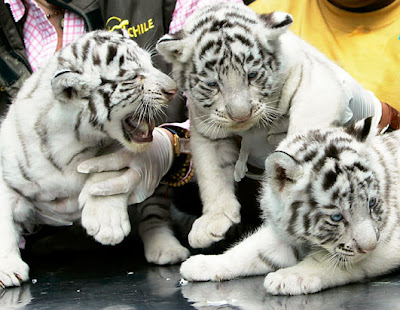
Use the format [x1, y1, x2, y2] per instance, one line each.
[0, 30, 189, 288]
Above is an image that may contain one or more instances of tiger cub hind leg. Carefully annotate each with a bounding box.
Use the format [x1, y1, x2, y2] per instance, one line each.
[140, 224, 190, 265]
[137, 187, 190, 265]
[79, 171, 130, 246]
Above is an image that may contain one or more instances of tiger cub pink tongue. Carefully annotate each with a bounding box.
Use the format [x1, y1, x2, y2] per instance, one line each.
[124, 116, 155, 143]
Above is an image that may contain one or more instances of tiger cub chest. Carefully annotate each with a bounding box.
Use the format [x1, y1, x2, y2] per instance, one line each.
[233, 128, 277, 181]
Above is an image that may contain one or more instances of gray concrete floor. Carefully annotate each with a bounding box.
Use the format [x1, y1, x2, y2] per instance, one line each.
[3, 225, 400, 310]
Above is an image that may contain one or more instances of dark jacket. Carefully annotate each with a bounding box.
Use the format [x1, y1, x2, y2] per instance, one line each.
[0, 0, 185, 122]
[100, 0, 186, 123]
[0, 0, 103, 116]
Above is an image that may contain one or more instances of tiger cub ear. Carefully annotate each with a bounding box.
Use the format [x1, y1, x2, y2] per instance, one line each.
[51, 70, 100, 103]
[265, 151, 303, 192]
[345, 117, 379, 142]
[258, 11, 293, 40]
[157, 31, 194, 64]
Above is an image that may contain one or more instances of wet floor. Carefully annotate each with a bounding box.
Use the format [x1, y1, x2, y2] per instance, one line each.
[3, 225, 400, 310]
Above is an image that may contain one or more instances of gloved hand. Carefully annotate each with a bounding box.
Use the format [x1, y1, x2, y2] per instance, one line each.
[77, 127, 174, 204]
[345, 86, 382, 130]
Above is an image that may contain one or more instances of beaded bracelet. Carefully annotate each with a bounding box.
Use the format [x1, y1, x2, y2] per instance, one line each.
[160, 126, 195, 187]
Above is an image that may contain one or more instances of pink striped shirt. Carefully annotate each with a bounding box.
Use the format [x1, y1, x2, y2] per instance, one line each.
[169, 0, 243, 34]
[6, 0, 243, 70]
[5, 0, 85, 72]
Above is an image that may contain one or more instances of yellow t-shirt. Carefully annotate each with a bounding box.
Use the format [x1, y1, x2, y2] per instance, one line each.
[249, 0, 400, 110]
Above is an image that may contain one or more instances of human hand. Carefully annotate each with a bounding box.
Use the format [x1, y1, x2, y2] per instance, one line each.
[77, 128, 174, 204]
[344, 83, 382, 129]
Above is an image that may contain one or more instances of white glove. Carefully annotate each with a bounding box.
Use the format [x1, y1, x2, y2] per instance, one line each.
[77, 128, 174, 204]
[346, 88, 382, 129]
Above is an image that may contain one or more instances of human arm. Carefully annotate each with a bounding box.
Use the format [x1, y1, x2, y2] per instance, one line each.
[267, 86, 399, 146]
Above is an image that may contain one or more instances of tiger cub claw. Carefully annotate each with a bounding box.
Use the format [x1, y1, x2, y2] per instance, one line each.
[0, 256, 29, 288]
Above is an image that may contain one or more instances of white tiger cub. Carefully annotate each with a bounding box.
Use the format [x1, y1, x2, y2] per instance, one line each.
[0, 30, 190, 288]
[181, 117, 400, 295]
[157, 3, 381, 249]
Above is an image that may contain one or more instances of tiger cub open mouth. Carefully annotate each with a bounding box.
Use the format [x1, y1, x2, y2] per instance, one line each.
[122, 114, 156, 143]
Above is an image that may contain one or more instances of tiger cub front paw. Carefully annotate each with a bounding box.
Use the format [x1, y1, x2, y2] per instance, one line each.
[188, 210, 241, 248]
[264, 268, 323, 295]
[80, 194, 130, 245]
[0, 255, 29, 288]
[180, 254, 228, 281]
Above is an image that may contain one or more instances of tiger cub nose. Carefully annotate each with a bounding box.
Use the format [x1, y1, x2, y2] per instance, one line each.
[230, 114, 251, 123]
[162, 88, 177, 100]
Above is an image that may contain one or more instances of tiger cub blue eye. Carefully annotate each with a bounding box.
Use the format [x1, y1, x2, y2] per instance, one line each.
[330, 213, 343, 222]
[248, 71, 257, 79]
[207, 81, 218, 87]
[369, 197, 376, 208]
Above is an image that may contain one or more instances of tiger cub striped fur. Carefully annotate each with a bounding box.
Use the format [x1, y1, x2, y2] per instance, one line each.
[0, 30, 189, 288]
[180, 117, 400, 295]
[157, 3, 380, 249]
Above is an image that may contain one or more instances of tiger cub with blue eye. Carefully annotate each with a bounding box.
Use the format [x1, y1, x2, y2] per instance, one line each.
[180, 117, 400, 295]
[157, 3, 380, 249]
[0, 30, 189, 288]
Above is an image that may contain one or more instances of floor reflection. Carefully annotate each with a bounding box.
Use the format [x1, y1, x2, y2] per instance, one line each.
[0, 285, 32, 309]
[181, 273, 400, 310]
[2, 258, 400, 310]
[1, 224, 400, 309]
